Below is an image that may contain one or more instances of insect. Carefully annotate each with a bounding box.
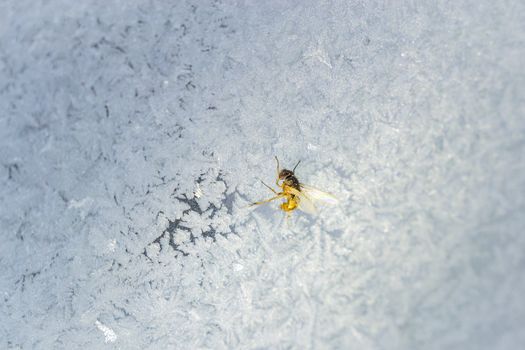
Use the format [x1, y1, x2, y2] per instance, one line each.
[250, 156, 338, 216]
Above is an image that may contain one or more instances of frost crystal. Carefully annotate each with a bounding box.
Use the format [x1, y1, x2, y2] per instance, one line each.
[1, 0, 524, 349]
[95, 321, 117, 344]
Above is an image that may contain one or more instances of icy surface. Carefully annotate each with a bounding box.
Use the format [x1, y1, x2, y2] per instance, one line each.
[1, 0, 524, 349]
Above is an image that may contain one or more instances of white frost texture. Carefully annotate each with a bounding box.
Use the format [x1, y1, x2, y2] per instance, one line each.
[1, 1, 524, 349]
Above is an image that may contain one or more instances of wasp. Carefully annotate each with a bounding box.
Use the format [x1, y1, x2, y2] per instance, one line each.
[250, 156, 338, 216]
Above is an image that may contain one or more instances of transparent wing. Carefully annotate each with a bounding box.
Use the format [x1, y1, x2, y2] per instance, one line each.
[288, 187, 317, 215]
[300, 184, 339, 205]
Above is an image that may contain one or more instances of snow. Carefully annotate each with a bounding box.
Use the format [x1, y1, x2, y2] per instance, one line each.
[1, 0, 524, 349]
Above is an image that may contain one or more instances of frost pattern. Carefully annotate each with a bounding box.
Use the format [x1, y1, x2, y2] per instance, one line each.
[1, 0, 524, 349]
[95, 321, 117, 344]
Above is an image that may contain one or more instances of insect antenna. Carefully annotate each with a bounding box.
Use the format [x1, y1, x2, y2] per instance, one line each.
[274, 156, 280, 173]
[292, 160, 301, 173]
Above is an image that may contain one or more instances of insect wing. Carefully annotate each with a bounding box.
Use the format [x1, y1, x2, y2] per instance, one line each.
[300, 184, 339, 205]
[288, 187, 317, 215]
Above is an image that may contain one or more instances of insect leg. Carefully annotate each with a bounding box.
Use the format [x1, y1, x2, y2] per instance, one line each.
[249, 194, 284, 207]
[258, 178, 278, 194]
[286, 211, 291, 227]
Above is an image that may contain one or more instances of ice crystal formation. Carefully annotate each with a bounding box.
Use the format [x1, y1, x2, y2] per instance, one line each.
[1, 1, 524, 349]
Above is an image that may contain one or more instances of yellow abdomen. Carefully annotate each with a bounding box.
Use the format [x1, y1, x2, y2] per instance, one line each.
[279, 184, 299, 212]
[280, 196, 298, 212]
